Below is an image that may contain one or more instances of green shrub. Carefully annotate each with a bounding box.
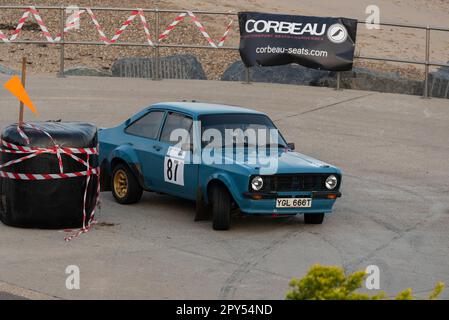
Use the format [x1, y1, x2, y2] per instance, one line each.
[286, 264, 444, 300]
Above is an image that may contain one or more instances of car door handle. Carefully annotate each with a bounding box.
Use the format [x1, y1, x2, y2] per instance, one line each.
[153, 145, 162, 152]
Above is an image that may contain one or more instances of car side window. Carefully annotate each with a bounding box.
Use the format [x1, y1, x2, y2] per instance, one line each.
[125, 110, 165, 139]
[160, 112, 193, 145]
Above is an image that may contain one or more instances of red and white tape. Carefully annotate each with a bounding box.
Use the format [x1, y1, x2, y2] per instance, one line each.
[86, 8, 154, 45]
[218, 20, 233, 47]
[0, 6, 84, 43]
[136, 10, 235, 47]
[0, 124, 100, 241]
[0, 9, 30, 42]
[158, 12, 187, 41]
[63, 153, 100, 242]
[186, 11, 217, 48]
[0, 168, 99, 180]
[0, 6, 233, 47]
[28, 6, 56, 43]
[138, 10, 154, 45]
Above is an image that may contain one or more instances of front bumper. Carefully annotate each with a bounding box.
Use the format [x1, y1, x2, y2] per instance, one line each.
[238, 191, 341, 215]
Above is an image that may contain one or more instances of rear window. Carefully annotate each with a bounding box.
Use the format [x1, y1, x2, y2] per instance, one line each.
[125, 110, 165, 139]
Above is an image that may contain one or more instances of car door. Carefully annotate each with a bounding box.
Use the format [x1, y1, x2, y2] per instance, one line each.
[152, 111, 198, 200]
[124, 109, 166, 190]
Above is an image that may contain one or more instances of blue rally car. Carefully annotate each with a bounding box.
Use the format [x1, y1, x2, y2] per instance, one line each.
[99, 102, 342, 230]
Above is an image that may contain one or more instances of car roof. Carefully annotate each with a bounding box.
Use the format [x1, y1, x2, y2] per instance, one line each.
[150, 102, 266, 116]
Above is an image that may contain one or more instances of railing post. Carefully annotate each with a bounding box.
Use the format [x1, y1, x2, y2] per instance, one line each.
[423, 26, 431, 98]
[243, 66, 251, 84]
[336, 72, 341, 90]
[153, 8, 161, 80]
[57, 6, 65, 78]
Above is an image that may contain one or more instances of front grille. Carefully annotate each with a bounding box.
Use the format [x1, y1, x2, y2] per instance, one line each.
[253, 174, 340, 192]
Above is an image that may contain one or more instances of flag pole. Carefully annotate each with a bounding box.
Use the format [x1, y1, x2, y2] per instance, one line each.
[19, 57, 27, 126]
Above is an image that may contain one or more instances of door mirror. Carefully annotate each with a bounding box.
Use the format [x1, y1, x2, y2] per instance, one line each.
[287, 142, 295, 151]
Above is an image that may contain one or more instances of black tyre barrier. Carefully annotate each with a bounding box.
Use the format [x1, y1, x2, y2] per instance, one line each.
[0, 122, 99, 229]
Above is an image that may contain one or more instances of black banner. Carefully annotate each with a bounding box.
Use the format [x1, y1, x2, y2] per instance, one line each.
[238, 12, 358, 71]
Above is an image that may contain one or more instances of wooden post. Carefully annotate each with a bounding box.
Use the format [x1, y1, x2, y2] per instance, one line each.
[19, 57, 27, 126]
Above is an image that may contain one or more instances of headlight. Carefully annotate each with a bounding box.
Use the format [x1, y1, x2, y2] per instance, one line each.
[325, 175, 338, 190]
[251, 176, 264, 191]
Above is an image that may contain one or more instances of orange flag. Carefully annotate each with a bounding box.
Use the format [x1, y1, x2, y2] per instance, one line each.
[3, 75, 38, 115]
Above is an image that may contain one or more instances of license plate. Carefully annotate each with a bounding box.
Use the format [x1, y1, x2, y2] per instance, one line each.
[276, 198, 312, 208]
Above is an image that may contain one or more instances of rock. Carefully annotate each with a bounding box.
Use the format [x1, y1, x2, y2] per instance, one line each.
[111, 54, 206, 80]
[64, 66, 112, 77]
[428, 61, 449, 99]
[428, 75, 449, 99]
[221, 61, 330, 85]
[436, 60, 449, 76]
[319, 68, 424, 96]
[222, 61, 446, 98]
[0, 64, 20, 76]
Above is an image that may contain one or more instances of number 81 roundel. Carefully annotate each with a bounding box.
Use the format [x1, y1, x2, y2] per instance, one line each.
[164, 156, 185, 186]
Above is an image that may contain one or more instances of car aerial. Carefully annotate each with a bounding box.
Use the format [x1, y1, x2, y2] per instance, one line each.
[99, 101, 342, 230]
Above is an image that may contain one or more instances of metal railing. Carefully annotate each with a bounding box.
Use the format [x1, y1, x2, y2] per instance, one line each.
[354, 21, 449, 98]
[0, 5, 448, 98]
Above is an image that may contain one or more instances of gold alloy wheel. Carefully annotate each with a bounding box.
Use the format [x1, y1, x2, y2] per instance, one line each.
[113, 169, 128, 199]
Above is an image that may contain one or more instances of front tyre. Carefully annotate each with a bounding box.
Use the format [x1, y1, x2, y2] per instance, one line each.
[111, 163, 143, 204]
[212, 185, 231, 230]
[304, 213, 325, 224]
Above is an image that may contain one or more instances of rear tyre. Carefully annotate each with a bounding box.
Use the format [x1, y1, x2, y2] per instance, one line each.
[304, 213, 325, 224]
[111, 163, 143, 204]
[212, 185, 231, 230]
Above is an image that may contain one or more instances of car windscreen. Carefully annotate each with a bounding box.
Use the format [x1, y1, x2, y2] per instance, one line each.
[199, 113, 287, 148]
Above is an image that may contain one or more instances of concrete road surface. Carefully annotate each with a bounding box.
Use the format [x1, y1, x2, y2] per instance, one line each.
[0, 75, 448, 299]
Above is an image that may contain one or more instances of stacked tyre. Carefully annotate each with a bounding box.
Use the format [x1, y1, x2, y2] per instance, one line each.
[0, 122, 98, 229]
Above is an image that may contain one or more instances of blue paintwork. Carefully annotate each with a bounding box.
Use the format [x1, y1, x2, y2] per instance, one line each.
[99, 102, 342, 215]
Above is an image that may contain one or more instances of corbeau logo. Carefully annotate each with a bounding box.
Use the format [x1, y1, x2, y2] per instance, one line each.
[245, 19, 327, 36]
[327, 23, 348, 43]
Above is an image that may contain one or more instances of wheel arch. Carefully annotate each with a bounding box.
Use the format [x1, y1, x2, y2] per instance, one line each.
[108, 145, 145, 190]
[205, 177, 238, 209]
